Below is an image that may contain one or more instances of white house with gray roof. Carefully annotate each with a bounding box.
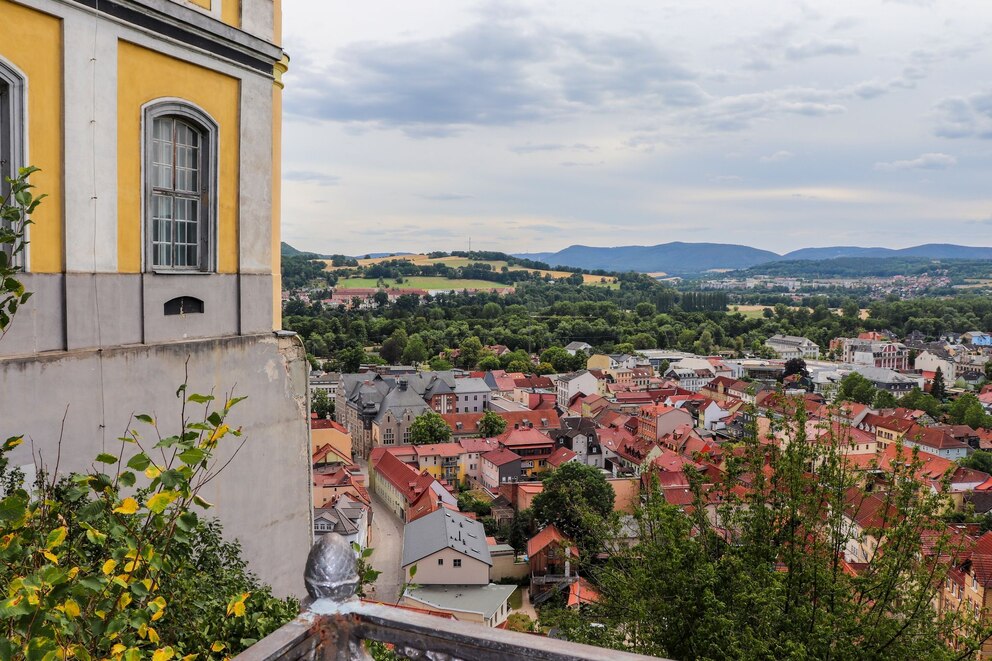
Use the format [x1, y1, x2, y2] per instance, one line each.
[453, 377, 493, 413]
[764, 334, 819, 360]
[402, 509, 492, 585]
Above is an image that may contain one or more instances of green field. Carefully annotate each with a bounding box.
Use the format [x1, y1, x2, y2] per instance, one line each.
[337, 277, 511, 290]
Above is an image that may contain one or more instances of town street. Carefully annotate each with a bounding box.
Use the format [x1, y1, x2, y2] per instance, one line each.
[368, 492, 404, 603]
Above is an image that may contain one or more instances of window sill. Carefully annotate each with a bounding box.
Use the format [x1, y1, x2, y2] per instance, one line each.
[151, 270, 214, 276]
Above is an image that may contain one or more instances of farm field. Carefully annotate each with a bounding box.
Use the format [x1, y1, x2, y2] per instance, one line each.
[336, 277, 510, 290]
[322, 254, 617, 285]
[728, 304, 869, 320]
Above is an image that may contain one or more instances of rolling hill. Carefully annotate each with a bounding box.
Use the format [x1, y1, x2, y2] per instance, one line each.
[517, 242, 992, 274]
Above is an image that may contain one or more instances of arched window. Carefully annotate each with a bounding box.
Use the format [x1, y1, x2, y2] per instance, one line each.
[143, 101, 217, 272]
[1, 59, 25, 265]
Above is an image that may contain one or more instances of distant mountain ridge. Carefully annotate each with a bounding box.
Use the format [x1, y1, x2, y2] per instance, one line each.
[517, 242, 992, 274]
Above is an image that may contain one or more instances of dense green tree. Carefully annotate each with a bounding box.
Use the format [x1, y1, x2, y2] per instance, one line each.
[312, 388, 334, 419]
[873, 389, 897, 409]
[458, 336, 484, 369]
[549, 407, 990, 659]
[477, 410, 507, 438]
[783, 357, 808, 379]
[336, 346, 367, 373]
[379, 329, 407, 364]
[932, 367, 948, 401]
[961, 450, 992, 474]
[899, 387, 943, 419]
[478, 354, 501, 371]
[532, 462, 615, 553]
[401, 335, 429, 364]
[409, 411, 452, 445]
[429, 357, 453, 371]
[835, 372, 876, 405]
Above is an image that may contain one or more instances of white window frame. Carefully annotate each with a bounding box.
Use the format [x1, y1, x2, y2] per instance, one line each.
[141, 99, 218, 273]
[0, 58, 27, 270]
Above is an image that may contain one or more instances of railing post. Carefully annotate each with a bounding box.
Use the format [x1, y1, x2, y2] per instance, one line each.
[304, 534, 371, 660]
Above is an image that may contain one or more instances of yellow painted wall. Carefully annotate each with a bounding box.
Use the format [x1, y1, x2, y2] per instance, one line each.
[221, 0, 241, 28]
[187, 0, 211, 9]
[117, 41, 240, 273]
[0, 1, 63, 273]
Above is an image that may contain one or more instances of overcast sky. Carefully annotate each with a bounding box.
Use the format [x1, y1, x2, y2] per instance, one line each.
[281, 0, 992, 256]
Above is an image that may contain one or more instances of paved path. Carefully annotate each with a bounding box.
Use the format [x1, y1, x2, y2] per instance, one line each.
[357, 456, 404, 604]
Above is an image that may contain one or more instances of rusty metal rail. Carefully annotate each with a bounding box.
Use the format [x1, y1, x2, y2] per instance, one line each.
[233, 534, 665, 661]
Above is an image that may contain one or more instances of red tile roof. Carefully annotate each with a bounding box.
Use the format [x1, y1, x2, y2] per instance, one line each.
[527, 524, 578, 557]
[482, 447, 521, 467]
[546, 446, 577, 467]
[499, 427, 555, 448]
[371, 448, 444, 505]
[441, 411, 559, 434]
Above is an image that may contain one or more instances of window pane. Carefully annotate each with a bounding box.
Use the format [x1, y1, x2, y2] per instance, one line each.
[152, 194, 173, 267]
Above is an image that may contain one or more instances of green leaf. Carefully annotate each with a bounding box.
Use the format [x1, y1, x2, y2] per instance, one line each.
[178, 448, 206, 465]
[187, 393, 214, 404]
[0, 494, 27, 524]
[118, 471, 136, 487]
[78, 576, 104, 592]
[192, 494, 213, 510]
[135, 414, 155, 424]
[207, 411, 223, 427]
[177, 511, 198, 532]
[126, 453, 151, 471]
[95, 452, 118, 464]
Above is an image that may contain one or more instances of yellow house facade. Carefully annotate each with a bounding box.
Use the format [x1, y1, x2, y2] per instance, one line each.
[0, 0, 310, 596]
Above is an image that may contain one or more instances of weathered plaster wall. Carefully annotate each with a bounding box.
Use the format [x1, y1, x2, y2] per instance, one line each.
[0, 333, 312, 597]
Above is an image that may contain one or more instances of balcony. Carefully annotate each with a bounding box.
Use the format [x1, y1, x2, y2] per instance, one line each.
[234, 534, 663, 661]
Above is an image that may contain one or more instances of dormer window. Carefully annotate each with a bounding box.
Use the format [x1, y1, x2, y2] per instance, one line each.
[144, 101, 217, 272]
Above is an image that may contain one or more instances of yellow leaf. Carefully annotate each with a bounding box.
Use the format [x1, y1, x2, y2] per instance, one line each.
[209, 424, 230, 442]
[67, 566, 79, 580]
[102, 559, 117, 575]
[64, 598, 80, 618]
[42, 550, 59, 564]
[151, 647, 174, 661]
[113, 498, 139, 515]
[145, 466, 161, 480]
[147, 627, 160, 644]
[47, 526, 68, 549]
[118, 592, 132, 608]
[141, 579, 153, 591]
[151, 609, 164, 621]
[95, 609, 107, 620]
[181, 655, 198, 661]
[137, 623, 148, 640]
[210, 643, 225, 653]
[5, 436, 23, 448]
[150, 596, 167, 611]
[146, 491, 179, 514]
[111, 644, 126, 656]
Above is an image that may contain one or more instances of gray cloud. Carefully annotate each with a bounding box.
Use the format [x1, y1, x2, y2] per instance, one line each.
[509, 142, 597, 154]
[283, 170, 341, 186]
[417, 193, 473, 201]
[931, 90, 992, 139]
[874, 152, 956, 171]
[785, 38, 859, 60]
[287, 16, 700, 136]
[760, 150, 794, 163]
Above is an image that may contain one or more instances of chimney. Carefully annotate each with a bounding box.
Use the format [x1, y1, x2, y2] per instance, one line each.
[398, 378, 408, 391]
[514, 423, 520, 430]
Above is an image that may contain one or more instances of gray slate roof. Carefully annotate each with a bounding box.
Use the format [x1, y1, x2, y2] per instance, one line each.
[404, 584, 517, 620]
[402, 509, 492, 568]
